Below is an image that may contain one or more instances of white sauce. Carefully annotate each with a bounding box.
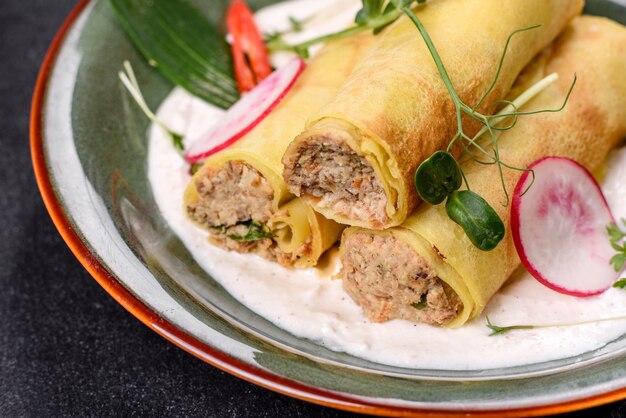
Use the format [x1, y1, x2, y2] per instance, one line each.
[147, 0, 626, 371]
[254, 0, 363, 67]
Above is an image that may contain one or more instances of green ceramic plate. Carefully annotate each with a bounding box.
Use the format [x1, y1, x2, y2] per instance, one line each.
[31, 0, 626, 415]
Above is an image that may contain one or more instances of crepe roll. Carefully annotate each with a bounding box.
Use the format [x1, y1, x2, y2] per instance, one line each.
[185, 34, 374, 268]
[283, 0, 583, 229]
[339, 16, 626, 327]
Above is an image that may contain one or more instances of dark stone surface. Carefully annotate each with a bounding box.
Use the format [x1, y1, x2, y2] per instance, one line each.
[0, 0, 625, 416]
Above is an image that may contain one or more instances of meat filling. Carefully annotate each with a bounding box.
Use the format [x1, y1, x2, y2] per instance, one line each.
[284, 136, 388, 227]
[340, 232, 462, 325]
[188, 161, 274, 227]
[187, 161, 310, 266]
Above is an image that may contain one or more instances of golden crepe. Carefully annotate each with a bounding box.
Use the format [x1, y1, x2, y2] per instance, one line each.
[184, 34, 374, 268]
[339, 16, 626, 327]
[282, 0, 583, 230]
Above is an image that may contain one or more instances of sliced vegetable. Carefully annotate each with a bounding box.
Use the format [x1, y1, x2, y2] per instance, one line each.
[109, 0, 239, 109]
[511, 157, 618, 296]
[227, 0, 273, 93]
[184, 57, 306, 163]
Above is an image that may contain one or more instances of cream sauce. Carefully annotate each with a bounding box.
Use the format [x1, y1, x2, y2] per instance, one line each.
[147, 0, 626, 370]
[254, 0, 363, 67]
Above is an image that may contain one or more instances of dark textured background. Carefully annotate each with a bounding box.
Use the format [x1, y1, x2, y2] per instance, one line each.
[2, 0, 626, 416]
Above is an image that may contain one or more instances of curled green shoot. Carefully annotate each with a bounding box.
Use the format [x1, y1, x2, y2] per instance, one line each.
[461, 73, 561, 200]
[457, 73, 559, 165]
[401, 3, 575, 249]
[490, 74, 577, 120]
[472, 25, 542, 113]
[119, 60, 185, 153]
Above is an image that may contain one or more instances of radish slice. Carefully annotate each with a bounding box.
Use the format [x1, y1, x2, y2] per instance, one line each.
[511, 156, 617, 296]
[184, 57, 306, 163]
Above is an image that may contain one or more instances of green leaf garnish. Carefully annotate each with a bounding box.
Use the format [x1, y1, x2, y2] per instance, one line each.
[189, 163, 203, 176]
[411, 297, 428, 310]
[414, 151, 463, 205]
[398, 5, 575, 250]
[613, 278, 626, 289]
[445, 191, 505, 251]
[608, 220, 626, 254]
[611, 254, 626, 272]
[109, 0, 239, 109]
[213, 221, 274, 242]
[355, 0, 384, 25]
[608, 221, 626, 243]
[608, 220, 626, 289]
[288, 16, 304, 32]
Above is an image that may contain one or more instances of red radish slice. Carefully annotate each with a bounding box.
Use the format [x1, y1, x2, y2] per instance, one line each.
[184, 57, 306, 163]
[511, 156, 618, 297]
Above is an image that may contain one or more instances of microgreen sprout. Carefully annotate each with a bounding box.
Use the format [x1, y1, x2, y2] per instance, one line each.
[486, 315, 626, 336]
[446, 191, 505, 251]
[397, 4, 576, 251]
[118, 60, 185, 153]
[608, 219, 626, 285]
[266, 0, 426, 57]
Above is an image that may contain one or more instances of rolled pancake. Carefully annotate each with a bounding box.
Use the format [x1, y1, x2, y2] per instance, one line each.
[185, 35, 374, 268]
[339, 16, 626, 327]
[283, 0, 583, 229]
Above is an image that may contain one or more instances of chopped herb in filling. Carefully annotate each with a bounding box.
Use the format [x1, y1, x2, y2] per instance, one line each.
[212, 221, 273, 242]
[411, 297, 427, 310]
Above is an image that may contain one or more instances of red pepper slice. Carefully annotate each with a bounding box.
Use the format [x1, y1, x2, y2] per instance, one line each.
[226, 0, 273, 93]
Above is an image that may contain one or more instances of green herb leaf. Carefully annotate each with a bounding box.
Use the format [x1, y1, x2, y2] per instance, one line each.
[609, 240, 626, 253]
[608, 221, 626, 244]
[356, 0, 385, 25]
[213, 221, 274, 242]
[445, 191, 505, 251]
[189, 163, 203, 175]
[109, 0, 239, 109]
[233, 221, 274, 242]
[608, 220, 626, 273]
[288, 16, 304, 32]
[613, 278, 626, 289]
[411, 298, 428, 310]
[414, 151, 463, 205]
[611, 253, 626, 272]
[171, 132, 185, 152]
[295, 46, 310, 59]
